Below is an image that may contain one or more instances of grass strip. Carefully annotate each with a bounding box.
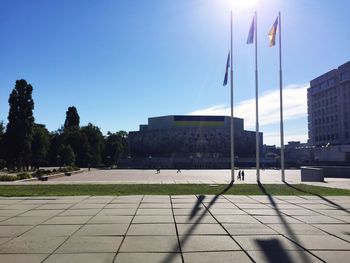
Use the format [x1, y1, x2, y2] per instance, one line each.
[0, 184, 349, 196]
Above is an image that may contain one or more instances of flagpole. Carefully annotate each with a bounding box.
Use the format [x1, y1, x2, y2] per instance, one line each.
[278, 11, 285, 182]
[254, 12, 260, 182]
[230, 10, 235, 182]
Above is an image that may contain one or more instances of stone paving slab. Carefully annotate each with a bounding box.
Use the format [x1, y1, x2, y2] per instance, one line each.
[0, 225, 32, 237]
[266, 223, 327, 236]
[120, 236, 180, 252]
[74, 223, 129, 236]
[56, 236, 122, 253]
[89, 215, 133, 224]
[183, 251, 252, 263]
[0, 236, 66, 253]
[42, 215, 92, 225]
[127, 223, 176, 235]
[0, 254, 48, 263]
[180, 235, 240, 252]
[115, 252, 182, 263]
[0, 195, 349, 262]
[177, 223, 227, 235]
[223, 223, 277, 236]
[44, 253, 115, 263]
[234, 235, 302, 251]
[289, 235, 350, 250]
[312, 251, 350, 263]
[247, 250, 322, 263]
[22, 224, 81, 237]
[215, 215, 260, 223]
[133, 215, 174, 223]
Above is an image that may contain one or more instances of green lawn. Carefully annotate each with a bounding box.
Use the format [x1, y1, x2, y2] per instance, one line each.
[0, 184, 349, 196]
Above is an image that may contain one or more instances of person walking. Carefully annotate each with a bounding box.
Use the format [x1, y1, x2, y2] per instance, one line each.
[241, 170, 245, 181]
[237, 170, 241, 181]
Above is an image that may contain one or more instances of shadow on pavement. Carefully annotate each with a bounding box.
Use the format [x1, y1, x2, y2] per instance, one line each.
[190, 194, 205, 219]
[162, 181, 234, 263]
[284, 182, 350, 214]
[257, 182, 314, 263]
[255, 239, 293, 263]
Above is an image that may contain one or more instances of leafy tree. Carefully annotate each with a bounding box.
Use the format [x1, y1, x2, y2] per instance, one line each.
[81, 123, 104, 167]
[104, 131, 128, 165]
[0, 121, 5, 169]
[63, 128, 89, 167]
[0, 121, 4, 134]
[64, 106, 80, 130]
[47, 131, 64, 166]
[4, 80, 35, 170]
[31, 124, 50, 169]
[57, 144, 75, 166]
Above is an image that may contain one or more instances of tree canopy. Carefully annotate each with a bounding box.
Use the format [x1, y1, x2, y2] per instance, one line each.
[64, 106, 80, 130]
[1, 80, 129, 170]
[4, 79, 35, 169]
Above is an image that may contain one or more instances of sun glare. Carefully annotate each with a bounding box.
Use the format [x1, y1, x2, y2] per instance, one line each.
[232, 0, 258, 9]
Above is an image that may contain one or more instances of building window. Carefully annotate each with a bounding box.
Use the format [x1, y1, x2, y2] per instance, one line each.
[340, 71, 349, 81]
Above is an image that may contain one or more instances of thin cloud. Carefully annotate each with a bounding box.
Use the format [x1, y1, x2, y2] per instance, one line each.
[189, 84, 308, 129]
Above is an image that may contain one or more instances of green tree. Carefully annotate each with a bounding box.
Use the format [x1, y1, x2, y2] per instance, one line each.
[64, 106, 80, 130]
[0, 121, 4, 134]
[4, 80, 35, 170]
[0, 121, 5, 169]
[104, 131, 128, 166]
[57, 144, 75, 166]
[47, 131, 64, 167]
[31, 124, 50, 169]
[63, 128, 89, 167]
[81, 123, 104, 167]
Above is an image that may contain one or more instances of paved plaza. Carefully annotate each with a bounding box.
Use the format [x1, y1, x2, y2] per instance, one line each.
[7, 169, 348, 190]
[0, 194, 349, 262]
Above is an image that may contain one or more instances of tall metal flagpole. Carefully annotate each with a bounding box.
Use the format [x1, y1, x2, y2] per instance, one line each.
[278, 11, 285, 182]
[230, 10, 235, 182]
[255, 12, 260, 182]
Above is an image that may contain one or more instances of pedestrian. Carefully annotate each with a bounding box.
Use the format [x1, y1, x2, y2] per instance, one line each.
[156, 167, 161, 174]
[237, 170, 241, 181]
[176, 168, 181, 173]
[241, 170, 245, 181]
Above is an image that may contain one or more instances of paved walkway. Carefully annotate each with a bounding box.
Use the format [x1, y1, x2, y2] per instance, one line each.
[8, 169, 348, 190]
[0, 194, 349, 262]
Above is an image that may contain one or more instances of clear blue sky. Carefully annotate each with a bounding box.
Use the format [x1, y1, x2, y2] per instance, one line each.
[0, 0, 349, 145]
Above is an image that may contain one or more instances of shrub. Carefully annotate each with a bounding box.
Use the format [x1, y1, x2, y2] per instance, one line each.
[16, 172, 32, 180]
[0, 175, 17, 181]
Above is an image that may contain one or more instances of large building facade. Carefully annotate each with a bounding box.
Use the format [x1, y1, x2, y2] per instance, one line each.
[307, 61, 350, 146]
[129, 115, 262, 159]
